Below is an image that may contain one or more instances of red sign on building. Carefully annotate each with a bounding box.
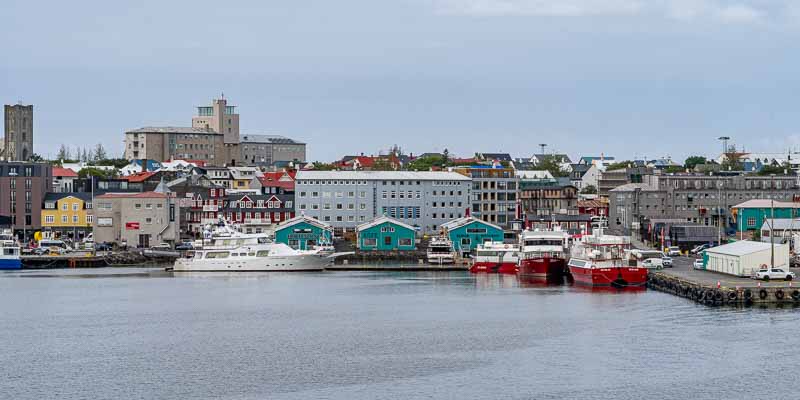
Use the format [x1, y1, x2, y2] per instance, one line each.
[125, 222, 140, 230]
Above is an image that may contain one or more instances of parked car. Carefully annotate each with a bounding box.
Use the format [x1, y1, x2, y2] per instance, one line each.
[690, 244, 710, 254]
[95, 242, 113, 252]
[752, 268, 795, 281]
[175, 241, 194, 251]
[150, 243, 172, 251]
[642, 258, 664, 269]
[666, 246, 681, 257]
[693, 259, 704, 270]
[661, 256, 673, 267]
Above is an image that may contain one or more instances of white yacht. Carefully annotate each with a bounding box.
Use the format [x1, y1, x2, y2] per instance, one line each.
[427, 236, 456, 264]
[173, 221, 342, 272]
[0, 230, 21, 270]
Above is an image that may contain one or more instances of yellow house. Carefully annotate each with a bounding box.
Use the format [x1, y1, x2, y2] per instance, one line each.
[229, 167, 260, 190]
[41, 193, 94, 241]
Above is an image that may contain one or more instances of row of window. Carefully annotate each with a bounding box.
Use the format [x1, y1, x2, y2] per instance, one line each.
[44, 215, 93, 224]
[298, 180, 465, 186]
[299, 191, 367, 198]
[381, 207, 422, 219]
[299, 203, 367, 211]
[44, 202, 91, 210]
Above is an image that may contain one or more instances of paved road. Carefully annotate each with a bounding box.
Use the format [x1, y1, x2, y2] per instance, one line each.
[658, 255, 800, 289]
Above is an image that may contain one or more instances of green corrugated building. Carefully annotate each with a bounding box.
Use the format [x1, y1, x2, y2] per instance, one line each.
[275, 215, 333, 250]
[733, 199, 800, 232]
[440, 216, 504, 256]
[356, 216, 417, 251]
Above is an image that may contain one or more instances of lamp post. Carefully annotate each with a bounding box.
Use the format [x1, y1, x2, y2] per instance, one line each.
[769, 174, 775, 269]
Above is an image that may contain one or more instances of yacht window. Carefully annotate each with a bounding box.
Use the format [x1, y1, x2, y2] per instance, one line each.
[256, 250, 270, 257]
[3, 248, 16, 256]
[205, 251, 230, 259]
[248, 252, 256, 256]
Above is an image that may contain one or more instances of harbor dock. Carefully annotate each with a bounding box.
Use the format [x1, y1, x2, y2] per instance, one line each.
[648, 258, 800, 306]
[21, 250, 180, 269]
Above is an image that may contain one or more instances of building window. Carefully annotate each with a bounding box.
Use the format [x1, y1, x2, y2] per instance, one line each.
[72, 215, 78, 223]
[62, 202, 68, 211]
[86, 215, 93, 224]
[45, 215, 54, 224]
[399, 238, 412, 246]
[364, 238, 377, 247]
[72, 203, 79, 211]
[62, 215, 67, 223]
[135, 203, 142, 209]
[747, 217, 756, 227]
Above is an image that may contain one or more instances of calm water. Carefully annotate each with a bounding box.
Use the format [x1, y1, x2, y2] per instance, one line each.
[1, 267, 798, 400]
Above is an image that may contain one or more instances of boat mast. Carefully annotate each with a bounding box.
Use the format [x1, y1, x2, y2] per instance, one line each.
[771, 174, 775, 269]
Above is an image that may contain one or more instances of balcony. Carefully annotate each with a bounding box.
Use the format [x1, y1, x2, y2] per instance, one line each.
[202, 205, 219, 212]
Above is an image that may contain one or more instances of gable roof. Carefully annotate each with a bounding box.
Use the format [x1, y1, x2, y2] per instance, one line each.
[44, 192, 93, 202]
[96, 192, 167, 199]
[277, 215, 332, 231]
[124, 171, 158, 183]
[356, 215, 417, 232]
[258, 170, 296, 190]
[440, 216, 502, 232]
[52, 167, 78, 178]
[477, 153, 513, 162]
[732, 199, 800, 209]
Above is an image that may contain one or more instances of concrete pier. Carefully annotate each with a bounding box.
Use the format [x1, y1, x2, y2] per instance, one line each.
[648, 258, 800, 306]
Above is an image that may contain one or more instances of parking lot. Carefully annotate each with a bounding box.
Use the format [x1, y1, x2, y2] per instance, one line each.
[659, 255, 800, 289]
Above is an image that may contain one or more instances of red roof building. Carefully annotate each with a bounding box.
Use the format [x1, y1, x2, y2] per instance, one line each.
[258, 170, 296, 193]
[52, 167, 78, 177]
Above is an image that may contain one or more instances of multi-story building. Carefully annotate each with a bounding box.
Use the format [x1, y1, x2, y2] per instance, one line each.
[123, 127, 225, 165]
[52, 167, 78, 193]
[221, 192, 294, 235]
[608, 173, 800, 236]
[451, 165, 518, 228]
[294, 171, 471, 234]
[0, 162, 52, 239]
[191, 98, 239, 145]
[240, 135, 306, 167]
[166, 174, 223, 238]
[3, 104, 34, 162]
[93, 192, 180, 247]
[597, 166, 652, 197]
[40, 192, 93, 241]
[519, 178, 578, 217]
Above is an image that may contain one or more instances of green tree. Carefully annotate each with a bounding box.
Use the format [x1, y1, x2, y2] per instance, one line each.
[407, 155, 446, 171]
[605, 161, 632, 171]
[534, 155, 568, 177]
[94, 143, 108, 161]
[311, 162, 337, 171]
[29, 153, 44, 162]
[663, 165, 684, 174]
[56, 144, 70, 161]
[683, 156, 707, 170]
[757, 165, 792, 176]
[78, 167, 117, 179]
[580, 184, 598, 194]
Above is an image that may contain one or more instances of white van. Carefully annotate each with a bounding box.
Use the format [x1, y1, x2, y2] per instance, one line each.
[642, 258, 664, 269]
[36, 239, 73, 255]
[666, 246, 681, 257]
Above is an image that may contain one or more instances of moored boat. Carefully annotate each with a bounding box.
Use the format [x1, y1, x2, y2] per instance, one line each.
[470, 241, 519, 274]
[427, 236, 456, 264]
[173, 220, 342, 272]
[567, 227, 647, 287]
[517, 228, 569, 278]
[0, 230, 21, 270]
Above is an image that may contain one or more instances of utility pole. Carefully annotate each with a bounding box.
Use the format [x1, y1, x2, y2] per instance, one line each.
[771, 174, 775, 269]
[539, 143, 547, 156]
[718, 136, 730, 156]
[718, 183, 722, 245]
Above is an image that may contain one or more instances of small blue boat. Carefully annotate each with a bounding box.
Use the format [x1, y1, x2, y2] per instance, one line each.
[0, 231, 21, 270]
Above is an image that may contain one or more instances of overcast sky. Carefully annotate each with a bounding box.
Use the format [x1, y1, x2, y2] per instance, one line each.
[3, 0, 800, 162]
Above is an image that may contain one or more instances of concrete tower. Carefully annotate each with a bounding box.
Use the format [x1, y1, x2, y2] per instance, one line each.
[3, 104, 34, 161]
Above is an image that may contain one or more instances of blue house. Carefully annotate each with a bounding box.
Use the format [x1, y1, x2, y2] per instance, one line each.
[440, 216, 504, 256]
[275, 215, 333, 250]
[356, 216, 417, 251]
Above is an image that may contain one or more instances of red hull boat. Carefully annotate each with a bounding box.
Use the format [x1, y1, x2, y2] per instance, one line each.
[568, 265, 648, 287]
[470, 261, 518, 274]
[518, 257, 566, 277]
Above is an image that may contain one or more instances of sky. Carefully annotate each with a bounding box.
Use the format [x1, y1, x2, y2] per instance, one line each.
[3, 0, 800, 163]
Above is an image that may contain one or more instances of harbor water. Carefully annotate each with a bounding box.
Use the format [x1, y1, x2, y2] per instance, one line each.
[2, 266, 799, 399]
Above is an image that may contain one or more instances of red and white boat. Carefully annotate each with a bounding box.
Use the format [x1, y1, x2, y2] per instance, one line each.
[567, 227, 647, 287]
[517, 228, 570, 278]
[470, 241, 519, 274]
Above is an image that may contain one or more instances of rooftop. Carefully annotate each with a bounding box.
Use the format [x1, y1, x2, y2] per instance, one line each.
[241, 134, 305, 145]
[705, 240, 784, 257]
[127, 126, 218, 134]
[96, 192, 168, 199]
[296, 170, 470, 181]
[732, 199, 800, 209]
[609, 183, 661, 192]
[357, 216, 417, 232]
[52, 167, 78, 178]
